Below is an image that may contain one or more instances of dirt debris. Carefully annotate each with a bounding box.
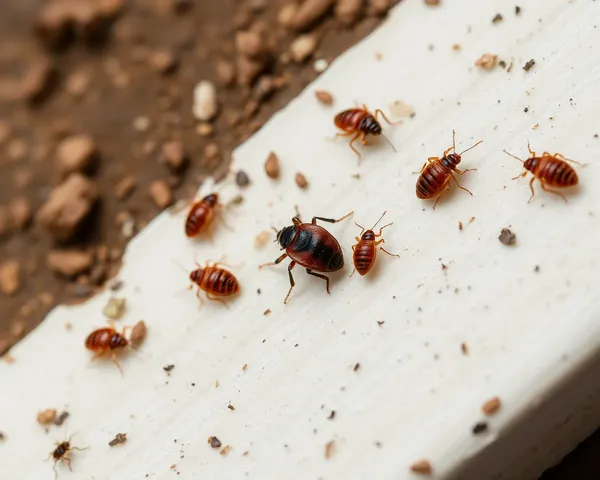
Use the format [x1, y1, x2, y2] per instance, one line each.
[149, 181, 173, 209]
[235, 170, 251, 188]
[389, 99, 415, 118]
[498, 228, 516, 245]
[37, 408, 57, 425]
[21, 57, 57, 105]
[291, 34, 318, 63]
[9, 198, 33, 231]
[264, 152, 281, 179]
[460, 342, 469, 355]
[219, 444, 232, 456]
[54, 411, 70, 426]
[163, 364, 175, 373]
[0, 261, 22, 296]
[315, 90, 334, 105]
[56, 134, 97, 178]
[254, 231, 271, 249]
[36, 174, 99, 242]
[335, 0, 364, 25]
[150, 49, 178, 75]
[208, 436, 222, 449]
[295, 173, 309, 190]
[324, 440, 335, 459]
[193, 81, 219, 122]
[108, 432, 127, 447]
[47, 250, 93, 277]
[161, 141, 188, 173]
[474, 53, 498, 70]
[411, 459, 432, 475]
[263, 308, 272, 315]
[492, 13, 503, 24]
[103, 297, 126, 320]
[523, 59, 536, 71]
[292, 0, 335, 32]
[472, 422, 488, 434]
[482, 396, 502, 415]
[114, 176, 137, 200]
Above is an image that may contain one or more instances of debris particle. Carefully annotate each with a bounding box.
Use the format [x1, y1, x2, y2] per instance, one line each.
[335, 0, 363, 25]
[452, 44, 461, 52]
[242, 364, 248, 372]
[472, 422, 488, 434]
[468, 216, 475, 224]
[492, 13, 503, 23]
[162, 141, 188, 173]
[219, 445, 232, 456]
[295, 172, 309, 189]
[515, 5, 521, 15]
[534, 265, 540, 273]
[109, 433, 127, 447]
[498, 228, 516, 245]
[193, 81, 219, 122]
[56, 134, 97, 178]
[424, 0, 440, 5]
[0, 261, 21, 296]
[254, 231, 271, 249]
[131, 321, 148, 347]
[149, 180, 173, 209]
[313, 58, 329, 73]
[22, 57, 57, 105]
[215, 380, 220, 388]
[227, 404, 235, 411]
[532, 123, 539, 130]
[103, 297, 126, 320]
[208, 436, 222, 448]
[315, 90, 334, 105]
[389, 100, 415, 118]
[235, 170, 251, 187]
[54, 411, 69, 426]
[324, 440, 335, 459]
[460, 342, 469, 355]
[163, 364, 175, 373]
[523, 59, 535, 71]
[264, 152, 281, 179]
[114, 176, 137, 200]
[498, 60, 507, 69]
[150, 49, 178, 75]
[37, 408, 57, 425]
[458, 221, 464, 231]
[290, 34, 318, 63]
[353, 363, 360, 371]
[291, 0, 335, 32]
[377, 321, 385, 327]
[328, 410, 336, 420]
[474, 53, 498, 70]
[411, 459, 433, 474]
[47, 250, 93, 277]
[482, 396, 501, 415]
[0, 432, 4, 440]
[263, 308, 272, 316]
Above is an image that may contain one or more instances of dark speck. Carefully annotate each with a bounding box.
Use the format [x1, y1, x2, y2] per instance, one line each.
[377, 321, 385, 327]
[327, 410, 336, 420]
[354, 363, 360, 371]
[523, 59, 536, 71]
[163, 364, 175, 373]
[492, 13, 503, 23]
[473, 422, 488, 434]
[375, 441, 382, 448]
[515, 5, 521, 15]
[524, 107, 529, 113]
[191, 383, 195, 387]
[257, 288, 261, 295]
[534, 265, 540, 273]
[499, 60, 506, 68]
[594, 134, 598, 139]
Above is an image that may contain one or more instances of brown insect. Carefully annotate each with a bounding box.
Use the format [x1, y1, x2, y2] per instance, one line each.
[49, 436, 86, 478]
[334, 104, 397, 158]
[415, 130, 482, 209]
[189, 261, 240, 306]
[185, 193, 219, 238]
[503, 143, 580, 203]
[85, 327, 131, 374]
[351, 211, 399, 276]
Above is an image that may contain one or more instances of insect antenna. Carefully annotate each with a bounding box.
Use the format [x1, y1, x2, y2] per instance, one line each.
[503, 149, 524, 163]
[459, 140, 483, 155]
[370, 210, 388, 230]
[381, 133, 397, 152]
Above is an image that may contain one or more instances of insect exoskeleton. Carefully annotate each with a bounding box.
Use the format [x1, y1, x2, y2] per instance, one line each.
[260, 211, 353, 304]
[189, 261, 240, 306]
[415, 130, 483, 209]
[185, 193, 219, 238]
[85, 327, 130, 374]
[334, 104, 397, 159]
[352, 211, 400, 276]
[503, 142, 580, 203]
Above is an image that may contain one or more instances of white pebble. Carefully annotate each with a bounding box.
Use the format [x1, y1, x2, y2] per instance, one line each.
[290, 34, 318, 63]
[313, 58, 329, 73]
[133, 116, 150, 132]
[193, 81, 219, 122]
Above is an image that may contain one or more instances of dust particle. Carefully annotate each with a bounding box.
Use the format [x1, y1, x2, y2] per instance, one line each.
[109, 433, 127, 447]
[474, 53, 498, 70]
[219, 445, 232, 456]
[314, 90, 333, 106]
[208, 436, 222, 448]
[523, 59, 535, 71]
[452, 44, 462, 52]
[472, 422, 488, 434]
[163, 364, 175, 373]
[411, 459, 432, 474]
[103, 297, 126, 320]
[324, 440, 335, 459]
[498, 228, 516, 245]
[492, 13, 503, 23]
[0, 432, 4, 440]
[498, 60, 507, 69]
[377, 321, 385, 327]
[37, 409, 57, 425]
[482, 396, 501, 415]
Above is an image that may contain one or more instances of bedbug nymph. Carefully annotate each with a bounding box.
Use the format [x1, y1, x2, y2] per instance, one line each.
[189, 261, 240, 306]
[334, 104, 397, 158]
[260, 211, 353, 304]
[352, 211, 400, 276]
[85, 327, 130, 374]
[415, 130, 482, 209]
[503, 143, 580, 203]
[185, 193, 219, 238]
[49, 437, 86, 478]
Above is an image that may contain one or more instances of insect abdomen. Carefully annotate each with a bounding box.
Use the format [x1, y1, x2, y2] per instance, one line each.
[85, 328, 112, 352]
[185, 203, 211, 237]
[353, 243, 375, 275]
[535, 158, 578, 187]
[334, 109, 367, 131]
[202, 267, 240, 296]
[416, 161, 451, 199]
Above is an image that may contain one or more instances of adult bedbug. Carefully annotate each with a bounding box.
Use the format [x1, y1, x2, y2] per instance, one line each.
[85, 327, 130, 374]
[351, 211, 400, 276]
[49, 436, 86, 478]
[503, 143, 580, 203]
[334, 105, 396, 158]
[184, 193, 219, 238]
[260, 211, 353, 304]
[415, 130, 482, 209]
[189, 261, 240, 306]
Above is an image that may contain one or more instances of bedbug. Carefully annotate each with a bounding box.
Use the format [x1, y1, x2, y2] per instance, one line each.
[503, 143, 580, 203]
[185, 193, 219, 238]
[334, 104, 396, 158]
[85, 327, 130, 374]
[351, 211, 400, 276]
[189, 261, 240, 306]
[49, 437, 86, 478]
[415, 130, 482, 209]
[260, 211, 353, 304]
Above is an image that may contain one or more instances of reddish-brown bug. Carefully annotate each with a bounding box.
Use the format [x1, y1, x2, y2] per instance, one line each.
[351, 211, 400, 276]
[415, 130, 482, 209]
[260, 211, 353, 304]
[49, 436, 86, 478]
[334, 104, 397, 158]
[503, 143, 580, 203]
[185, 193, 219, 238]
[85, 327, 130, 374]
[189, 261, 240, 306]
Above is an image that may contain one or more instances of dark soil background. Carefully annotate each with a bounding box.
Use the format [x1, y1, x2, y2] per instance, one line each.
[0, 0, 596, 478]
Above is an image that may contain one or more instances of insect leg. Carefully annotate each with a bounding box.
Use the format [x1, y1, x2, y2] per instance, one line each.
[306, 269, 331, 294]
[454, 168, 477, 175]
[111, 353, 124, 375]
[527, 141, 536, 157]
[511, 171, 527, 181]
[412, 162, 427, 175]
[449, 173, 474, 196]
[283, 261, 297, 304]
[527, 177, 537, 203]
[259, 252, 288, 269]
[551, 152, 585, 166]
[312, 211, 353, 225]
[540, 180, 568, 203]
[206, 292, 229, 308]
[380, 247, 401, 257]
[53, 462, 59, 480]
[432, 183, 450, 210]
[348, 132, 362, 158]
[195, 288, 205, 306]
[373, 109, 400, 126]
